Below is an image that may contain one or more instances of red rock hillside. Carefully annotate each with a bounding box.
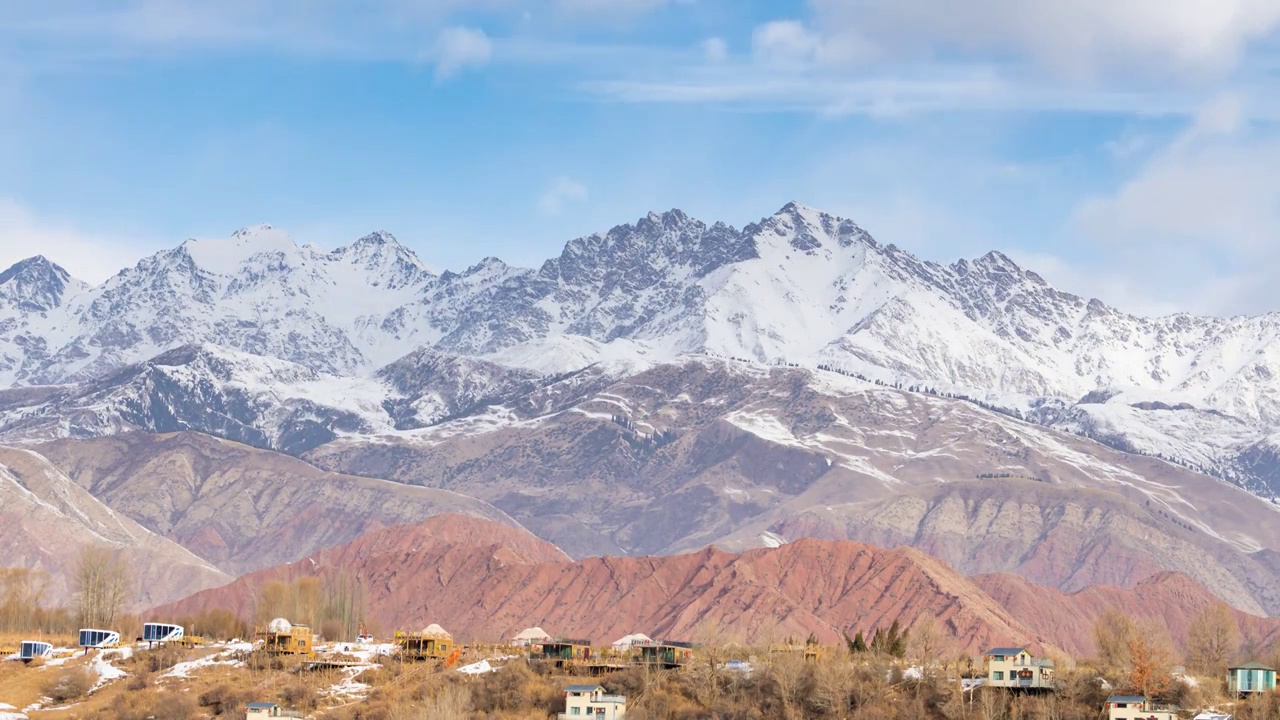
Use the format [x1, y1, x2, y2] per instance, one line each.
[154, 515, 1280, 657]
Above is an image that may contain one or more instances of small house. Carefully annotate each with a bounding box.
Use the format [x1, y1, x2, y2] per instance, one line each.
[540, 638, 594, 669]
[255, 619, 314, 658]
[1227, 662, 1276, 695]
[1105, 696, 1178, 720]
[558, 684, 626, 720]
[77, 628, 120, 651]
[394, 624, 456, 664]
[634, 640, 695, 669]
[983, 647, 1055, 690]
[18, 641, 53, 661]
[245, 701, 303, 718]
[143, 622, 185, 646]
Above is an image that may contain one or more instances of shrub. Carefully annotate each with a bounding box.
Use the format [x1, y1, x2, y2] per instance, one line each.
[198, 683, 248, 716]
[43, 666, 98, 703]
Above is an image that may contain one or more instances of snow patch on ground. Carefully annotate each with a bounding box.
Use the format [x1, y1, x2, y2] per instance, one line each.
[89, 650, 127, 692]
[759, 531, 788, 548]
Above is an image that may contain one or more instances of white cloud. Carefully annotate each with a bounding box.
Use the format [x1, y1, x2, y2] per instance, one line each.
[553, 0, 669, 14]
[538, 176, 588, 215]
[751, 20, 821, 67]
[1073, 96, 1280, 315]
[0, 199, 150, 284]
[701, 36, 728, 63]
[808, 0, 1280, 82]
[433, 26, 492, 80]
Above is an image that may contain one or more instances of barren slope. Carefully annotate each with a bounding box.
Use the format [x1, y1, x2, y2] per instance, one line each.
[26, 432, 521, 575]
[157, 516, 1280, 657]
[0, 446, 231, 607]
[306, 360, 1280, 615]
[154, 515, 1050, 654]
[974, 572, 1280, 659]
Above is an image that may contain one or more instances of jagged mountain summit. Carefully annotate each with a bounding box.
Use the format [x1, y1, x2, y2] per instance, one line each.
[1, 203, 1279, 497]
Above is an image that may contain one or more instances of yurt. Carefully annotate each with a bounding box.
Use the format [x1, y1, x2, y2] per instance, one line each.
[511, 627, 551, 647]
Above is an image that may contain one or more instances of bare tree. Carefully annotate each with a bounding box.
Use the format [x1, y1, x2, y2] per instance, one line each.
[809, 655, 856, 719]
[689, 617, 734, 707]
[766, 648, 809, 720]
[0, 568, 49, 633]
[74, 545, 132, 629]
[909, 615, 952, 678]
[1093, 608, 1137, 669]
[1186, 603, 1239, 675]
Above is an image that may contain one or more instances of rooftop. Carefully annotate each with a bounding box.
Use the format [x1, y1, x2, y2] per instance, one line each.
[1107, 696, 1147, 703]
[985, 647, 1027, 656]
[565, 685, 604, 693]
[1229, 661, 1276, 671]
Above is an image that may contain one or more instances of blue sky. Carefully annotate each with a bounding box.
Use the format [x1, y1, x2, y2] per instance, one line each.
[1, 0, 1279, 316]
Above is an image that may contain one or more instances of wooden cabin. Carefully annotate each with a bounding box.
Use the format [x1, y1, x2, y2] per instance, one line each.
[394, 624, 457, 665]
[538, 638, 594, 669]
[634, 640, 695, 669]
[255, 618, 314, 658]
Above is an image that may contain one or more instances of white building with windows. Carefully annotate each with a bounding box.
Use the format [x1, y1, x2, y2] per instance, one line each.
[558, 685, 626, 720]
[77, 628, 120, 650]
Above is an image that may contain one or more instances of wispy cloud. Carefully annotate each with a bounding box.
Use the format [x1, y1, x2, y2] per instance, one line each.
[1073, 95, 1280, 315]
[538, 176, 588, 216]
[0, 198, 155, 283]
[432, 26, 493, 80]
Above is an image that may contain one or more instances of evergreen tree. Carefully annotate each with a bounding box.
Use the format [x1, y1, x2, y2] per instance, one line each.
[851, 630, 868, 653]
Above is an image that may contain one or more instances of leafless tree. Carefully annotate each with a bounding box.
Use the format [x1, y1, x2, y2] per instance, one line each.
[74, 545, 132, 630]
[1093, 608, 1137, 669]
[1186, 602, 1239, 675]
[809, 654, 856, 718]
[0, 567, 49, 632]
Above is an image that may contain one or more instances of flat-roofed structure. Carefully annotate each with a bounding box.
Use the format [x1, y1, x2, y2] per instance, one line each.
[78, 628, 120, 650]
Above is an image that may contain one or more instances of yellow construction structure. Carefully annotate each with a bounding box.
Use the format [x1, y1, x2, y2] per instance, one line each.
[769, 641, 826, 663]
[255, 618, 315, 658]
[394, 624, 459, 666]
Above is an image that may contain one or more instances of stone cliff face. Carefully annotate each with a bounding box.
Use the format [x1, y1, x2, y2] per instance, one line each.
[155, 515, 1280, 657]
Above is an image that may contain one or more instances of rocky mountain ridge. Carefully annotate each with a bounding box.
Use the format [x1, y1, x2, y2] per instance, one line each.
[2, 203, 1277, 498]
[154, 514, 1280, 658]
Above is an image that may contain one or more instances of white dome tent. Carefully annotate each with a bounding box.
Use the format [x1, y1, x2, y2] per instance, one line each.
[511, 627, 551, 647]
[611, 633, 653, 651]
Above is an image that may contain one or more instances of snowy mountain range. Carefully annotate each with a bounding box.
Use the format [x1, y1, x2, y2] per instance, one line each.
[2, 202, 1279, 497]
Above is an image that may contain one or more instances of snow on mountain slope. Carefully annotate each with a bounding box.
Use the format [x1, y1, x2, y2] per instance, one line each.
[1, 202, 1279, 496]
[0, 445, 231, 606]
[0, 256, 90, 387]
[10, 227, 438, 385]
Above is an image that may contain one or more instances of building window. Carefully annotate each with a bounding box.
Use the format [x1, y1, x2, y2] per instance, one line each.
[993, 671, 1003, 680]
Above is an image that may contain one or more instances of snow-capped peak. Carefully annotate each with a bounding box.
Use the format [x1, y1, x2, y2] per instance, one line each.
[181, 224, 299, 276]
[0, 255, 87, 312]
